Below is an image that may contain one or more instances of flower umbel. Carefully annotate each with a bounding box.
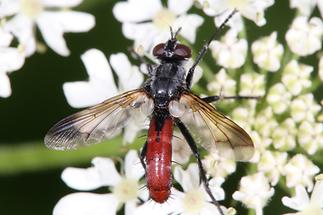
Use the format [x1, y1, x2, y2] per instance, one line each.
[53, 150, 146, 215]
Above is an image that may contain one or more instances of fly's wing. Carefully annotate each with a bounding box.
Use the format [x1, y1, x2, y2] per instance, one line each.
[45, 89, 153, 150]
[176, 92, 254, 161]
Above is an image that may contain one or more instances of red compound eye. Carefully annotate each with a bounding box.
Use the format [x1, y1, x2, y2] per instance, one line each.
[152, 43, 165, 57]
[174, 44, 191, 59]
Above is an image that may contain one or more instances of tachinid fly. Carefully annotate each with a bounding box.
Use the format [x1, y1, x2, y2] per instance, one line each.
[45, 10, 256, 215]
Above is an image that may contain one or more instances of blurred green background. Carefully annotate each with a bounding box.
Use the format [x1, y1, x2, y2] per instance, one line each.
[0, 0, 321, 214]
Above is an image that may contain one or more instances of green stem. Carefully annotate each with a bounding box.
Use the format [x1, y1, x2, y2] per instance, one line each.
[0, 136, 143, 175]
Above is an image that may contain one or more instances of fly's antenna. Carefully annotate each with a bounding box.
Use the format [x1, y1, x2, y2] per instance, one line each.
[169, 26, 182, 40]
[170, 26, 174, 39]
[185, 9, 238, 88]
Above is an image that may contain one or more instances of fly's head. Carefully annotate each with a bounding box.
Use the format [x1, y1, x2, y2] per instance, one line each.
[152, 27, 191, 61]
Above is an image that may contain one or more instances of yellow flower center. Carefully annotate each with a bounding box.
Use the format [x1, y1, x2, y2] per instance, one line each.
[227, 0, 249, 9]
[113, 178, 139, 203]
[153, 9, 176, 30]
[20, 0, 43, 19]
[183, 189, 205, 213]
[298, 202, 323, 215]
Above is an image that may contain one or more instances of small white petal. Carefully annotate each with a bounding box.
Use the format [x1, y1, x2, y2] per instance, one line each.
[318, 0, 323, 18]
[122, 22, 160, 51]
[0, 28, 13, 47]
[168, 0, 193, 15]
[42, 0, 83, 8]
[4, 14, 36, 56]
[46, 11, 95, 33]
[61, 157, 121, 190]
[282, 186, 309, 211]
[63, 49, 118, 108]
[0, 72, 11, 98]
[124, 150, 145, 181]
[81, 49, 114, 83]
[0, 0, 20, 18]
[36, 12, 70, 56]
[173, 14, 204, 43]
[36, 11, 94, 56]
[113, 0, 162, 22]
[63, 81, 113, 108]
[319, 56, 323, 81]
[0, 47, 25, 73]
[310, 180, 323, 205]
[174, 163, 200, 192]
[53, 193, 118, 215]
[289, 0, 316, 16]
[109, 53, 143, 91]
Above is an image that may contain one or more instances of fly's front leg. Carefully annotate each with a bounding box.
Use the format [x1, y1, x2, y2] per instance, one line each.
[186, 10, 237, 89]
[175, 119, 224, 215]
[140, 141, 148, 171]
[202, 95, 261, 103]
[128, 47, 156, 75]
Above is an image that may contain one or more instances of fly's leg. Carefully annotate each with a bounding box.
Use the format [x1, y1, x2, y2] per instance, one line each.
[175, 119, 224, 215]
[186, 10, 237, 88]
[128, 47, 156, 75]
[140, 141, 148, 171]
[202, 95, 261, 103]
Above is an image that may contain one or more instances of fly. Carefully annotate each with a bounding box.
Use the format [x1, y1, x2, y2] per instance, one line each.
[45, 10, 256, 215]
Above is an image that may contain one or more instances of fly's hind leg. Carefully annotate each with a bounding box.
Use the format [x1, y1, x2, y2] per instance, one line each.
[140, 141, 148, 171]
[175, 119, 224, 215]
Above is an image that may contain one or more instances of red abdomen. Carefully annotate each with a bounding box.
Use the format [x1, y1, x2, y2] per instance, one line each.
[146, 116, 173, 203]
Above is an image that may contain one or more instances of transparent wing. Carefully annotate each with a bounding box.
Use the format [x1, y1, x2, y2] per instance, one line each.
[177, 92, 254, 161]
[45, 89, 153, 150]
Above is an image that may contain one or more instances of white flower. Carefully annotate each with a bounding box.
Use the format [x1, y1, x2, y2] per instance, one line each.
[258, 151, 288, 186]
[203, 152, 236, 179]
[272, 118, 297, 151]
[282, 179, 323, 215]
[290, 94, 320, 123]
[282, 60, 313, 96]
[298, 121, 323, 155]
[233, 172, 274, 215]
[283, 154, 320, 191]
[285, 16, 323, 56]
[199, 0, 274, 30]
[207, 68, 236, 96]
[266, 83, 292, 114]
[63, 49, 144, 143]
[0, 0, 95, 56]
[0, 27, 25, 98]
[251, 32, 284, 72]
[289, 0, 317, 16]
[239, 72, 266, 96]
[113, 0, 203, 51]
[253, 107, 278, 138]
[172, 132, 192, 165]
[135, 163, 227, 215]
[53, 150, 146, 215]
[232, 105, 255, 133]
[319, 56, 323, 81]
[172, 163, 226, 215]
[210, 30, 247, 69]
[249, 131, 272, 163]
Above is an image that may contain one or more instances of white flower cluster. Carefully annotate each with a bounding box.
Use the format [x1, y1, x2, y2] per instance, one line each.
[0, 0, 95, 97]
[53, 0, 323, 214]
